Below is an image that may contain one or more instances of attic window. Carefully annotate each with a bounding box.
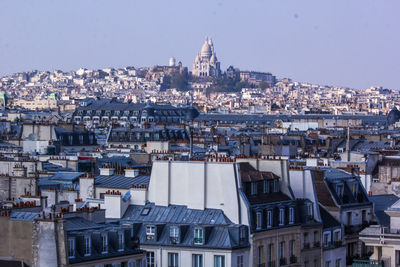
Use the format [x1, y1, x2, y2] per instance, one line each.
[169, 226, 180, 244]
[68, 238, 75, 258]
[194, 228, 204, 245]
[352, 183, 358, 195]
[141, 208, 151, 216]
[336, 185, 344, 198]
[146, 225, 156, 240]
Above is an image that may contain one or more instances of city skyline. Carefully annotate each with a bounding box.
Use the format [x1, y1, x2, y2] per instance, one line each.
[0, 0, 399, 90]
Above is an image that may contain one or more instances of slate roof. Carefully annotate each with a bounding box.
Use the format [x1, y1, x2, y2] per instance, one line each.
[239, 162, 279, 182]
[369, 194, 399, 227]
[120, 203, 247, 250]
[65, 217, 104, 231]
[319, 205, 341, 229]
[122, 204, 232, 225]
[95, 175, 150, 189]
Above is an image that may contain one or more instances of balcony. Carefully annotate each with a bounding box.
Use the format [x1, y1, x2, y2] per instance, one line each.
[313, 241, 320, 248]
[352, 260, 383, 267]
[268, 261, 276, 267]
[290, 256, 297, 264]
[258, 264, 266, 267]
[303, 243, 310, 249]
[280, 258, 287, 266]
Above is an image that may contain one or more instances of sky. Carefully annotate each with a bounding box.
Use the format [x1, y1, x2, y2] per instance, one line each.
[0, 0, 399, 89]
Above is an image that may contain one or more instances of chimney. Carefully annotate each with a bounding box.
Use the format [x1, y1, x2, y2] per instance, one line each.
[99, 166, 114, 176]
[125, 168, 139, 178]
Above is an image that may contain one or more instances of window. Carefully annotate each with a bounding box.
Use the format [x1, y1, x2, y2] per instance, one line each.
[303, 233, 309, 248]
[251, 182, 258, 195]
[313, 231, 319, 246]
[170, 226, 180, 244]
[263, 180, 269, 194]
[237, 255, 244, 267]
[267, 210, 273, 228]
[323, 232, 330, 247]
[334, 230, 340, 242]
[146, 225, 156, 240]
[336, 185, 344, 198]
[147, 251, 155, 267]
[279, 208, 285, 225]
[214, 255, 225, 267]
[308, 204, 313, 217]
[289, 207, 294, 224]
[194, 228, 204, 244]
[274, 180, 279, 192]
[289, 240, 295, 256]
[335, 259, 341, 267]
[68, 238, 75, 258]
[314, 259, 318, 267]
[168, 253, 179, 267]
[256, 212, 262, 229]
[347, 212, 352, 225]
[239, 227, 247, 243]
[352, 183, 358, 195]
[118, 232, 124, 251]
[101, 233, 108, 253]
[325, 261, 330, 267]
[280, 241, 285, 259]
[84, 235, 91, 256]
[258, 246, 263, 265]
[192, 254, 203, 267]
[268, 244, 273, 263]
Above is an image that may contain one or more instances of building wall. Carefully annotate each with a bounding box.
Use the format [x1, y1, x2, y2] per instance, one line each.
[322, 247, 346, 267]
[143, 246, 244, 267]
[148, 161, 246, 224]
[0, 217, 34, 266]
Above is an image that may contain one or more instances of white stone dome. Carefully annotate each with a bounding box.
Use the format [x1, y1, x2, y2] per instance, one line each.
[200, 41, 212, 58]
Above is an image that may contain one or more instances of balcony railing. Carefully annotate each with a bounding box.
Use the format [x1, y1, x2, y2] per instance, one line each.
[194, 237, 203, 244]
[169, 237, 179, 244]
[313, 241, 320, 248]
[303, 243, 310, 249]
[280, 258, 287, 266]
[258, 264, 266, 267]
[290, 256, 297, 264]
[268, 261, 276, 267]
[352, 259, 384, 267]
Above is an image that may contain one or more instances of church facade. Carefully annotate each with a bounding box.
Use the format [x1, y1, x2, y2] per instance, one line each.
[192, 37, 221, 77]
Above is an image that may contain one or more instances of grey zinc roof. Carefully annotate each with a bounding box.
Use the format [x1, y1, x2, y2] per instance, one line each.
[369, 194, 399, 227]
[122, 204, 232, 225]
[121, 204, 247, 250]
[65, 217, 104, 231]
[95, 175, 150, 189]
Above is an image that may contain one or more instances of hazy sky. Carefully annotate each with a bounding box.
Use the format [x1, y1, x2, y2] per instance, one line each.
[0, 0, 399, 89]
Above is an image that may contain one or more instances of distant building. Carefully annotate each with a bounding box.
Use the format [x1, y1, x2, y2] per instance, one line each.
[192, 37, 221, 77]
[240, 71, 276, 87]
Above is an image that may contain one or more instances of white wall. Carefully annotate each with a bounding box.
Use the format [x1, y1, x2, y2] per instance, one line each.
[148, 161, 245, 224]
[143, 246, 249, 267]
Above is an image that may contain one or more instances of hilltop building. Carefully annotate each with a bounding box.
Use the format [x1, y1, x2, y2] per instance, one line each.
[192, 37, 221, 77]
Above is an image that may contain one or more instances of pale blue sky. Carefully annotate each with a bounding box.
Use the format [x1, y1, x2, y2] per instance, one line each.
[0, 0, 399, 89]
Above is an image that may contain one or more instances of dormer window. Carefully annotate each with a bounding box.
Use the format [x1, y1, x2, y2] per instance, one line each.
[194, 228, 204, 245]
[239, 227, 247, 243]
[308, 203, 313, 218]
[279, 208, 285, 226]
[256, 212, 262, 229]
[84, 235, 91, 256]
[101, 233, 108, 253]
[274, 180, 279, 192]
[263, 180, 269, 194]
[251, 182, 258, 195]
[170, 226, 180, 244]
[267, 210, 273, 228]
[146, 225, 156, 240]
[352, 183, 358, 195]
[336, 185, 344, 198]
[118, 231, 125, 251]
[289, 207, 294, 224]
[68, 238, 75, 258]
